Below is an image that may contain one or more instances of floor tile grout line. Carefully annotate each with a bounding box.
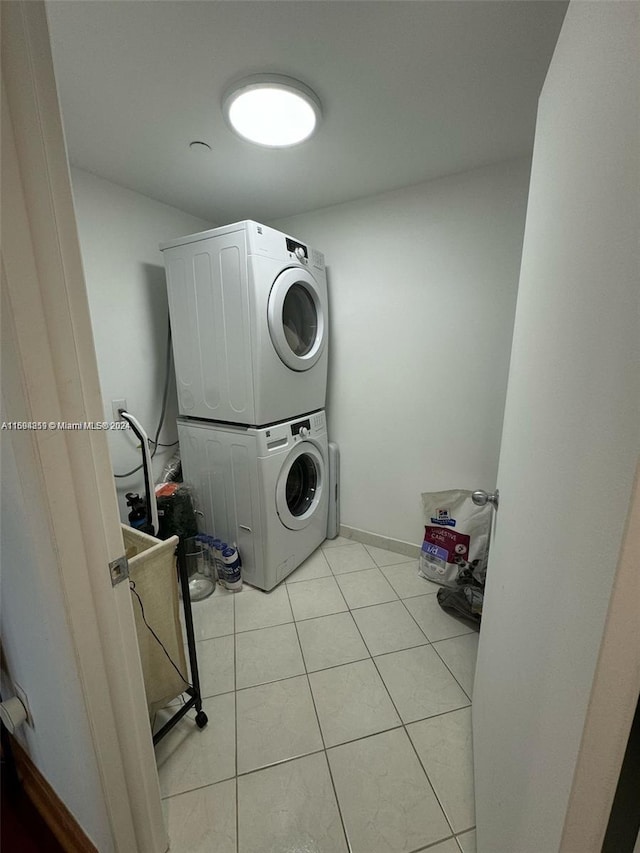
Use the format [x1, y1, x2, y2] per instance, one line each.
[409, 833, 462, 853]
[288, 578, 352, 624]
[231, 627, 473, 699]
[354, 626, 431, 660]
[201, 591, 455, 634]
[234, 617, 296, 635]
[174, 609, 474, 694]
[284, 580, 353, 853]
[348, 595, 444, 617]
[239, 712, 472, 777]
[370, 639, 432, 658]
[224, 718, 448, 785]
[454, 827, 476, 853]
[166, 683, 469, 739]
[397, 593, 443, 643]
[232, 592, 239, 853]
[430, 638, 476, 702]
[346, 595, 458, 842]
[237, 747, 328, 780]
[364, 589, 477, 830]
[235, 640, 460, 690]
[395, 593, 480, 666]
[409, 833, 460, 853]
[323, 722, 405, 753]
[343, 588, 426, 654]
[160, 773, 238, 801]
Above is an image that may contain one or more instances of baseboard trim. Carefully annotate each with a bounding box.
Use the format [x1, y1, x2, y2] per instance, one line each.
[339, 525, 421, 559]
[10, 736, 98, 853]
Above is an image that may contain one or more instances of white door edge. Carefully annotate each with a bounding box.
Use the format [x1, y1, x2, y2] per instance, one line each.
[560, 462, 640, 851]
[2, 4, 167, 851]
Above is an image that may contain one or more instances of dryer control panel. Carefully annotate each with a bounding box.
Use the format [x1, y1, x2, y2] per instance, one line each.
[286, 238, 308, 261]
[247, 222, 325, 271]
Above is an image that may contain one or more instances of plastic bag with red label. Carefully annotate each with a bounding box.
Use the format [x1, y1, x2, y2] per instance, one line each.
[418, 489, 492, 588]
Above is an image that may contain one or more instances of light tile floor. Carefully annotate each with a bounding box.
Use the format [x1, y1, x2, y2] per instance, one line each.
[160, 539, 479, 853]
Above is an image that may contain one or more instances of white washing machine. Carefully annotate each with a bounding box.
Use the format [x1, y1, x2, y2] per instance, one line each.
[161, 221, 328, 426]
[177, 410, 329, 591]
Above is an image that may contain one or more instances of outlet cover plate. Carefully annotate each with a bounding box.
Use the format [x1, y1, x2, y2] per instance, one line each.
[112, 398, 127, 422]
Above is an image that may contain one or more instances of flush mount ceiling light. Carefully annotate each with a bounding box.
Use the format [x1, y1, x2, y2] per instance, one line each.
[222, 74, 321, 148]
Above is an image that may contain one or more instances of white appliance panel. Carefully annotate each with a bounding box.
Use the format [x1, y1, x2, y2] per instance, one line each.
[177, 411, 328, 590]
[163, 221, 327, 426]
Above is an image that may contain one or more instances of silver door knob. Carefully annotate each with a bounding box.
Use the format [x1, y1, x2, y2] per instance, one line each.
[472, 489, 499, 509]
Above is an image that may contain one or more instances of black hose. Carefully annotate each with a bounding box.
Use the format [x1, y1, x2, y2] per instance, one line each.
[114, 318, 175, 479]
[119, 411, 154, 535]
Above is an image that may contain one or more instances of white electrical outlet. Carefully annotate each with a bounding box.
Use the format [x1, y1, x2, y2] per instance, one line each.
[112, 398, 127, 422]
[14, 681, 33, 727]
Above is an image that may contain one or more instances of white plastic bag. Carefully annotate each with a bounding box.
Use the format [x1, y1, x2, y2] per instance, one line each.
[419, 489, 492, 587]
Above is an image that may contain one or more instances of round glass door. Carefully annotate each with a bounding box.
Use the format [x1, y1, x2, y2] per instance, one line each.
[268, 268, 326, 371]
[276, 443, 324, 530]
[282, 284, 317, 357]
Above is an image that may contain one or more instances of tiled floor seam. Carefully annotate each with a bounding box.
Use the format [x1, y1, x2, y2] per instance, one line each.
[409, 835, 460, 853]
[397, 593, 442, 642]
[233, 593, 239, 853]
[283, 580, 353, 853]
[330, 563, 386, 576]
[237, 747, 327, 779]
[160, 772, 237, 801]
[234, 617, 294, 634]
[455, 828, 477, 852]
[346, 596, 458, 845]
[431, 640, 474, 702]
[235, 712, 474, 779]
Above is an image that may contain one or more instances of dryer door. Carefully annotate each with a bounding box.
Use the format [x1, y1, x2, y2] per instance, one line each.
[267, 267, 326, 371]
[275, 442, 325, 530]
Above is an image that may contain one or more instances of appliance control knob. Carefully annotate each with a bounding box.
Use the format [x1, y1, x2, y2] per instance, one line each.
[299, 426, 309, 438]
[294, 247, 305, 260]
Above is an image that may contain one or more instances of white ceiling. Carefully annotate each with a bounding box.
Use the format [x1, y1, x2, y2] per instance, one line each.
[47, 1, 567, 223]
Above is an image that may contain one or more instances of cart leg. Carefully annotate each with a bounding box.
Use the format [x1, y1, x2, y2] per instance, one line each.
[177, 543, 207, 724]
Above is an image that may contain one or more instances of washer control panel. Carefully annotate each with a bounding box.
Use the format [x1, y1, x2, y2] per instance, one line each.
[291, 411, 326, 439]
[260, 411, 326, 455]
[291, 418, 310, 437]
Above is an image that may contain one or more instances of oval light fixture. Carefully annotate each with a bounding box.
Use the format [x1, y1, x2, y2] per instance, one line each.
[222, 74, 321, 148]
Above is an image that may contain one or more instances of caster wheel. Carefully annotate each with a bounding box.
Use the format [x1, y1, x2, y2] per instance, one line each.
[195, 711, 208, 729]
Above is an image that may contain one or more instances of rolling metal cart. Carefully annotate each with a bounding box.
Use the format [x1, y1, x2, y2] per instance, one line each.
[120, 410, 208, 744]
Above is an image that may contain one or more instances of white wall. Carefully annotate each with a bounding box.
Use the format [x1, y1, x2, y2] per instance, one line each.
[273, 158, 530, 545]
[472, 2, 639, 851]
[70, 168, 213, 519]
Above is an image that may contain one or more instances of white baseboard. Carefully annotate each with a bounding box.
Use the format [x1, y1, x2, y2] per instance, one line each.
[339, 525, 421, 559]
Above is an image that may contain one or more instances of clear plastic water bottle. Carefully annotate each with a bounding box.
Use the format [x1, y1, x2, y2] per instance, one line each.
[205, 536, 218, 582]
[221, 545, 242, 592]
[212, 538, 226, 585]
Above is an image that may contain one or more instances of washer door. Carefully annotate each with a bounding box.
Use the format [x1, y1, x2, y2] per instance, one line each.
[268, 267, 326, 371]
[276, 442, 325, 530]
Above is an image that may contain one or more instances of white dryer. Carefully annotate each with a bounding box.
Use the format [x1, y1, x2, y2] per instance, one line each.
[177, 410, 329, 591]
[161, 221, 328, 426]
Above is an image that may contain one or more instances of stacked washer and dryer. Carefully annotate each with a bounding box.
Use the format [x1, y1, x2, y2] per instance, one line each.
[160, 221, 331, 591]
